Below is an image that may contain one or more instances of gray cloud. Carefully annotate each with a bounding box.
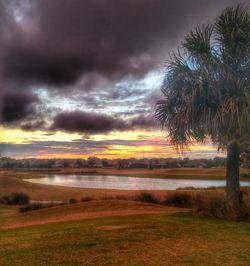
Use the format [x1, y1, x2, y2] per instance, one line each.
[0, 0, 245, 140]
[51, 111, 157, 134]
[1, 90, 39, 123]
[51, 111, 128, 134]
[1, 0, 240, 88]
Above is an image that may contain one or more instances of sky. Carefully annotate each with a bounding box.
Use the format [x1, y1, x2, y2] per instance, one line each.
[0, 0, 246, 159]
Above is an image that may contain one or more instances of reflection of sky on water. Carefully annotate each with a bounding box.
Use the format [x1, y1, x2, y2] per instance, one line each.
[25, 175, 250, 191]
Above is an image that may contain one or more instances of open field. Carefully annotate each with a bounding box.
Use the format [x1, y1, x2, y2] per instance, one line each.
[2, 149, 249, 259]
[1, 168, 250, 265]
[1, 200, 250, 265]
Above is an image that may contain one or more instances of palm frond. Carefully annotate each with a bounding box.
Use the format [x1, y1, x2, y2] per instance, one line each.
[155, 5, 250, 152]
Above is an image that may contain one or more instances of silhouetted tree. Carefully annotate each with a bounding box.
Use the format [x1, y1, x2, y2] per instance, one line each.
[156, 5, 250, 210]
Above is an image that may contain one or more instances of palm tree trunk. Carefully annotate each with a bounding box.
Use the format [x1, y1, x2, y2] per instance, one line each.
[226, 141, 240, 210]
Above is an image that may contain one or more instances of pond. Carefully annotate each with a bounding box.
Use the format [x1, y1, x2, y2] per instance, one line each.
[24, 175, 250, 190]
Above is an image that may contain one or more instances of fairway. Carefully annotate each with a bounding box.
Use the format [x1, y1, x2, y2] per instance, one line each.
[1, 169, 250, 265]
[0, 200, 185, 229]
[0, 200, 250, 266]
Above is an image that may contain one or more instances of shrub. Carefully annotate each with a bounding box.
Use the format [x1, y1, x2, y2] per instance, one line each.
[193, 193, 250, 221]
[193, 195, 229, 219]
[10, 192, 30, 205]
[163, 193, 193, 208]
[69, 198, 78, 204]
[0, 192, 30, 205]
[135, 192, 159, 204]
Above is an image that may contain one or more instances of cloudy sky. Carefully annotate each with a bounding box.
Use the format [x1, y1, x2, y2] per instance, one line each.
[0, 0, 245, 159]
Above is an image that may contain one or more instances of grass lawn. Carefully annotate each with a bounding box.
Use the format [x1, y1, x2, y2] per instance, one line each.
[1, 168, 250, 265]
[0, 201, 250, 265]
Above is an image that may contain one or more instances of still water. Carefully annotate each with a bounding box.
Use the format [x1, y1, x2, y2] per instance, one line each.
[24, 175, 250, 190]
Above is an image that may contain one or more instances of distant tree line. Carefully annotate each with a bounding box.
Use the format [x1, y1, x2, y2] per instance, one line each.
[0, 156, 228, 169]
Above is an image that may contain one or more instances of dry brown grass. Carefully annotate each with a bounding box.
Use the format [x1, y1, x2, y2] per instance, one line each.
[3, 167, 228, 179]
[0, 200, 188, 230]
[2, 168, 250, 222]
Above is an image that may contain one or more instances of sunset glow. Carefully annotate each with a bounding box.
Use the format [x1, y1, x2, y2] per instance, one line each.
[0, 0, 232, 160]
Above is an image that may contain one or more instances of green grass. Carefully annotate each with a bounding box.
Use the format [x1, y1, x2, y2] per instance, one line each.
[1, 168, 250, 265]
[1, 213, 250, 265]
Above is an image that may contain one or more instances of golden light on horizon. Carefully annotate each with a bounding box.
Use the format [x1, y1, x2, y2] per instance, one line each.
[0, 126, 223, 159]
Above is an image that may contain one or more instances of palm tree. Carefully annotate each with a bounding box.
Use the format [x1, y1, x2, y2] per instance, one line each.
[156, 5, 250, 210]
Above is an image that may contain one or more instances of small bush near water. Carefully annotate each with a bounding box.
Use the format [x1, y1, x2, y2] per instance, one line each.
[163, 193, 193, 208]
[193, 195, 228, 219]
[192, 192, 250, 221]
[69, 198, 78, 204]
[0, 192, 30, 205]
[135, 192, 159, 204]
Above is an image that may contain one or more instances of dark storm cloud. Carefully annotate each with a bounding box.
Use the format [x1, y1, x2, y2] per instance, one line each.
[2, 0, 239, 88]
[51, 111, 157, 134]
[0, 0, 244, 135]
[52, 111, 127, 134]
[1, 90, 39, 123]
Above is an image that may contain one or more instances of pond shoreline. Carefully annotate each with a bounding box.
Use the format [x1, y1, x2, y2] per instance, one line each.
[24, 174, 250, 191]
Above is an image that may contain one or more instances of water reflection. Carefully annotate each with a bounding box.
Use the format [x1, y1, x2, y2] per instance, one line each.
[24, 175, 250, 190]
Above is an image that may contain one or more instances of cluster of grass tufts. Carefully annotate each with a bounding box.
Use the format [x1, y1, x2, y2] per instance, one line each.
[193, 195, 229, 219]
[134, 191, 193, 207]
[0, 192, 30, 205]
[163, 193, 193, 208]
[133, 190, 250, 222]
[69, 198, 78, 204]
[135, 192, 159, 204]
[191, 191, 250, 221]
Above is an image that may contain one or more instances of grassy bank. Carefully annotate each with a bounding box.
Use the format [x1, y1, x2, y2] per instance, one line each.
[1, 169, 250, 265]
[1, 168, 250, 201]
[4, 167, 250, 180]
[0, 201, 250, 265]
[2, 167, 230, 180]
